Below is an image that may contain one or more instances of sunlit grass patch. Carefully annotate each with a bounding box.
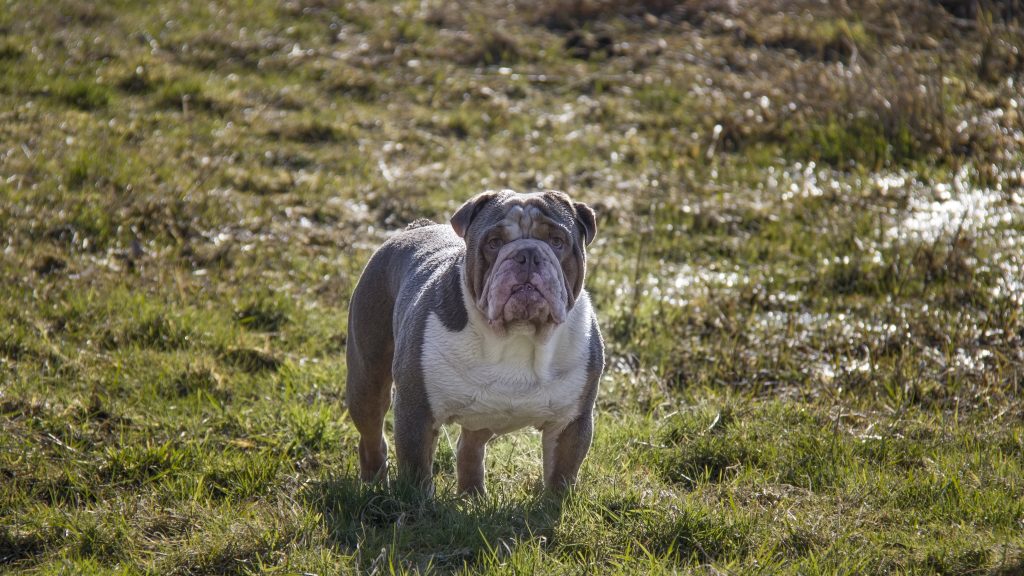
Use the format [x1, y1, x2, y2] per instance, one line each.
[102, 442, 196, 487]
[457, 21, 526, 66]
[54, 78, 111, 111]
[101, 309, 198, 351]
[156, 78, 220, 113]
[320, 65, 381, 102]
[756, 18, 872, 63]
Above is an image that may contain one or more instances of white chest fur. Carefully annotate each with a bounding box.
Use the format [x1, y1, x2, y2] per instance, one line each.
[420, 293, 593, 435]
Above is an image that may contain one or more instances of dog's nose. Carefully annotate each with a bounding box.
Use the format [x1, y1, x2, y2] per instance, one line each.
[513, 247, 542, 280]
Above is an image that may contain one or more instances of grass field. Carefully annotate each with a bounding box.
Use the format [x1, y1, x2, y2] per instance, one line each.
[1, 0, 1023, 573]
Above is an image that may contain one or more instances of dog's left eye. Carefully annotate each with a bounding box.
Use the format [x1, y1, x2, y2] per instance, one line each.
[549, 237, 564, 249]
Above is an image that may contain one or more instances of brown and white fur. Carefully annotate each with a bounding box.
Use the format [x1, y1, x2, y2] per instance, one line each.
[345, 190, 603, 495]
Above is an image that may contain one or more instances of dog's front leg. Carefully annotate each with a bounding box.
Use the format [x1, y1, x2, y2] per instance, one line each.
[457, 427, 495, 495]
[393, 390, 438, 494]
[542, 410, 594, 492]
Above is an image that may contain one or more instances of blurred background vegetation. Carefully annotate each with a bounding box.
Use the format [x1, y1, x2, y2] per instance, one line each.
[1, 0, 1022, 573]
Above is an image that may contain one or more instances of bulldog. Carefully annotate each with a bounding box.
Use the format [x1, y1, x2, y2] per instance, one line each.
[345, 189, 604, 494]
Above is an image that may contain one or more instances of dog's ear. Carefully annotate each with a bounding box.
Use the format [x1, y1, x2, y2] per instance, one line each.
[573, 202, 597, 246]
[451, 191, 501, 238]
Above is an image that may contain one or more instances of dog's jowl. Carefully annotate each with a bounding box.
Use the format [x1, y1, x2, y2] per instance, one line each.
[345, 190, 604, 495]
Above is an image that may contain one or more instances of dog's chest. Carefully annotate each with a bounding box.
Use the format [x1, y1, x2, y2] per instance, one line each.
[420, 313, 589, 434]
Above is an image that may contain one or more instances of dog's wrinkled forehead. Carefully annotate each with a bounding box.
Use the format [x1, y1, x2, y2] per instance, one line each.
[501, 201, 552, 235]
[478, 193, 570, 238]
[452, 189, 593, 245]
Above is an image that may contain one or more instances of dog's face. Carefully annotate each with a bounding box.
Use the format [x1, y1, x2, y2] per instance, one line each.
[451, 190, 597, 336]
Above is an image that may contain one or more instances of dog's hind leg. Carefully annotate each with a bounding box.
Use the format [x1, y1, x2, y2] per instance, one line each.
[345, 271, 396, 483]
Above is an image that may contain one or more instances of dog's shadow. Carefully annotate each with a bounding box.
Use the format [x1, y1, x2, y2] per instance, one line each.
[304, 475, 567, 572]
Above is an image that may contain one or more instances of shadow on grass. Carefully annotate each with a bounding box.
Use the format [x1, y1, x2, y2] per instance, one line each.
[304, 476, 565, 572]
[994, 557, 1024, 576]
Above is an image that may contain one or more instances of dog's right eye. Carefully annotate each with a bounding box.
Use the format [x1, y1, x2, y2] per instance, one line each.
[486, 238, 503, 251]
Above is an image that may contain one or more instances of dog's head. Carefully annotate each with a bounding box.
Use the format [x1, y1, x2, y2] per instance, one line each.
[451, 190, 597, 336]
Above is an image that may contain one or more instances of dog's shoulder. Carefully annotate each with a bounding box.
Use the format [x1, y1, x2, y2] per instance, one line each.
[385, 223, 470, 355]
[383, 221, 461, 255]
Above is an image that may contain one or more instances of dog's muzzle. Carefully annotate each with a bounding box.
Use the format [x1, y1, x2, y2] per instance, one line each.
[478, 240, 568, 332]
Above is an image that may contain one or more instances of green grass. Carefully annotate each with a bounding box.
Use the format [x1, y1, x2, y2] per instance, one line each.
[1, 0, 1023, 574]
